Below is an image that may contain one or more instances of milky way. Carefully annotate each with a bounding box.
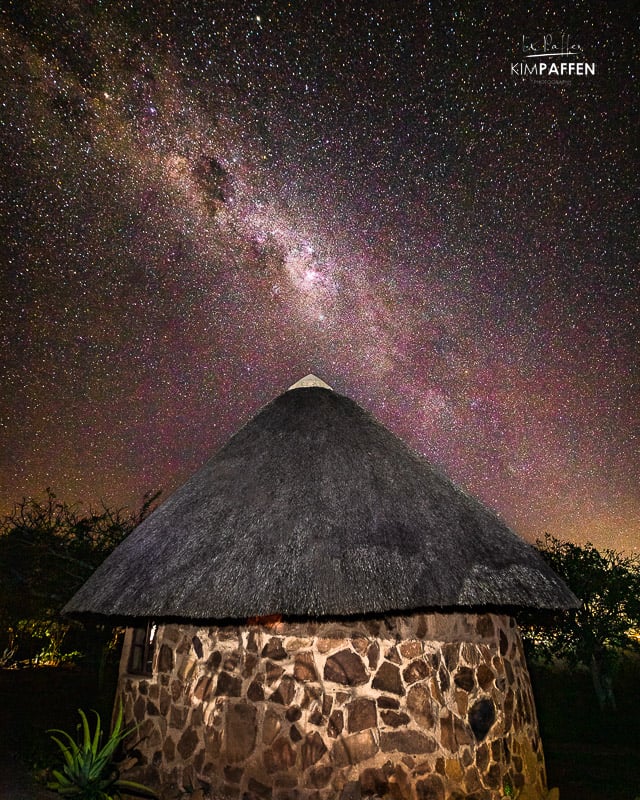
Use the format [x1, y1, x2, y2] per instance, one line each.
[0, 2, 638, 551]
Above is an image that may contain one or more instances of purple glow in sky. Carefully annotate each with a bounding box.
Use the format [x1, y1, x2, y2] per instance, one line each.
[0, 2, 637, 552]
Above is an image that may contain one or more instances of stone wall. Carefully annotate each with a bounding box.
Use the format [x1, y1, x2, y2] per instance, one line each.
[118, 613, 547, 800]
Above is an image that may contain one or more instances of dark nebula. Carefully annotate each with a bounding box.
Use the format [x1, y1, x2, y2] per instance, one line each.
[0, 2, 637, 551]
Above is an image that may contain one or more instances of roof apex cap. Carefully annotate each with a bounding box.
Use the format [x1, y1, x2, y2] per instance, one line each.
[287, 374, 333, 391]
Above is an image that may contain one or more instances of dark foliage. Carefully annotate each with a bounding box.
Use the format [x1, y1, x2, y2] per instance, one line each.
[0, 489, 160, 664]
[521, 534, 640, 710]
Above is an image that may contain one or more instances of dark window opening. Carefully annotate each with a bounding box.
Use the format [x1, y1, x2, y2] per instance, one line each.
[128, 621, 157, 675]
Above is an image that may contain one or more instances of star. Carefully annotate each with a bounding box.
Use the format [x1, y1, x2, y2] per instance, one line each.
[0, 2, 637, 554]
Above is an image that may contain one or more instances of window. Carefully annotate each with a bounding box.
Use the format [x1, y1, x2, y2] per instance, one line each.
[128, 621, 157, 675]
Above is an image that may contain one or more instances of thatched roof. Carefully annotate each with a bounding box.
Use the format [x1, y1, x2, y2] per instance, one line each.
[64, 375, 578, 620]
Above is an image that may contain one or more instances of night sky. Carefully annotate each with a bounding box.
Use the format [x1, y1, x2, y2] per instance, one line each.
[1, 2, 637, 552]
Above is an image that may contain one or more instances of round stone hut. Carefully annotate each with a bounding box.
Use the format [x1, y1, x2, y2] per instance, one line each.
[64, 375, 578, 800]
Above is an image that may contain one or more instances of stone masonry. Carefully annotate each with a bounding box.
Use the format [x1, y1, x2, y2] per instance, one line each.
[118, 613, 547, 800]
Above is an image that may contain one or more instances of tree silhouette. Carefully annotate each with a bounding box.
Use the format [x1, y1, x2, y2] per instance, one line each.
[0, 488, 160, 665]
[521, 534, 640, 710]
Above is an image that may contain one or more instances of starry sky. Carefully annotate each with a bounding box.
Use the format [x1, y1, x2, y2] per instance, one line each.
[0, 2, 637, 552]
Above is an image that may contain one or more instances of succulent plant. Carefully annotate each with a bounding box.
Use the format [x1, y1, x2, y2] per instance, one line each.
[48, 704, 157, 799]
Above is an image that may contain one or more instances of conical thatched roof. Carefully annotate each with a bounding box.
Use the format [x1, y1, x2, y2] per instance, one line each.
[64, 375, 578, 620]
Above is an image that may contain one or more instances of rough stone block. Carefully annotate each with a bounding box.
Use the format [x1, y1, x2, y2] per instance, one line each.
[223, 652, 240, 672]
[158, 644, 174, 673]
[169, 678, 184, 701]
[453, 666, 475, 692]
[191, 636, 204, 659]
[468, 698, 496, 742]
[351, 636, 369, 655]
[380, 710, 410, 728]
[455, 689, 468, 716]
[177, 654, 198, 682]
[264, 736, 297, 773]
[303, 684, 322, 706]
[346, 697, 377, 733]
[306, 764, 332, 788]
[162, 736, 175, 762]
[263, 637, 288, 661]
[266, 661, 285, 684]
[442, 643, 459, 671]
[403, 659, 429, 684]
[294, 651, 318, 682]
[464, 765, 482, 792]
[317, 633, 348, 654]
[263, 709, 283, 745]
[377, 695, 400, 709]
[248, 680, 265, 701]
[215, 672, 242, 697]
[380, 730, 436, 755]
[324, 650, 369, 686]
[366, 642, 380, 670]
[460, 642, 481, 666]
[476, 663, 495, 690]
[359, 766, 389, 796]
[328, 709, 344, 738]
[384, 646, 401, 664]
[415, 774, 445, 800]
[399, 640, 422, 659]
[301, 731, 327, 769]
[332, 730, 379, 766]
[243, 652, 258, 677]
[406, 684, 435, 729]
[445, 757, 463, 782]
[207, 650, 222, 671]
[225, 702, 257, 762]
[372, 662, 404, 695]
[159, 688, 171, 716]
[146, 700, 159, 716]
[194, 676, 212, 701]
[177, 727, 199, 760]
[273, 773, 298, 788]
[271, 675, 296, 705]
[475, 742, 489, 771]
[485, 762, 501, 789]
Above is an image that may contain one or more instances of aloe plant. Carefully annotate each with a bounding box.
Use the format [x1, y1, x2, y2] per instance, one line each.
[47, 704, 158, 799]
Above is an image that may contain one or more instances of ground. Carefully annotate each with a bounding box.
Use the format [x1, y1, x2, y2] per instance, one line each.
[0, 757, 52, 800]
[529, 656, 640, 799]
[0, 657, 638, 799]
[0, 665, 117, 800]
